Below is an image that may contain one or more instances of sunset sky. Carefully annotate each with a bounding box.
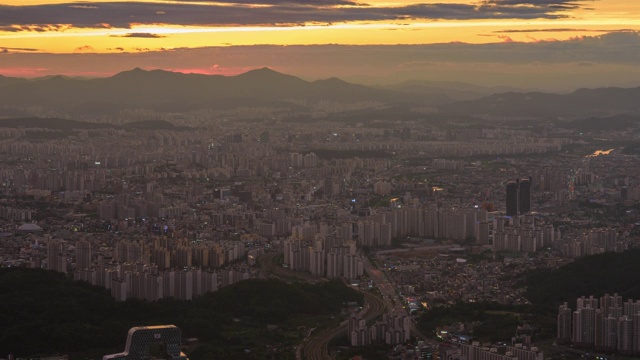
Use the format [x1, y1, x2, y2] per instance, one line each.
[2, 0, 640, 88]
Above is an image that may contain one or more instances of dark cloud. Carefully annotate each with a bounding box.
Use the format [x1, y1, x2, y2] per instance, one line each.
[480, 0, 594, 12]
[494, 28, 635, 33]
[111, 32, 167, 38]
[485, 0, 589, 6]
[0, 24, 68, 32]
[0, 47, 39, 52]
[0, 26, 19, 32]
[576, 31, 640, 46]
[74, 45, 95, 52]
[0, 0, 590, 31]
[171, 0, 365, 5]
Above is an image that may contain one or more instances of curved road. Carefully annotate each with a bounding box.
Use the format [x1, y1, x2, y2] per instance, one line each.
[259, 250, 387, 359]
[301, 290, 386, 360]
[259, 250, 326, 283]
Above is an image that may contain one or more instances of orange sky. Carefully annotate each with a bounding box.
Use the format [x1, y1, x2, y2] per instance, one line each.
[1, 0, 640, 82]
[1, 0, 639, 53]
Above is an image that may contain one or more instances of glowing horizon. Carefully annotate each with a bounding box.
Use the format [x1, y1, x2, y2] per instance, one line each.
[1, 0, 640, 86]
[1, 0, 640, 54]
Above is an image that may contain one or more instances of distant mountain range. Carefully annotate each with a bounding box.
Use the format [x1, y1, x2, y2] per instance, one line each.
[0, 68, 415, 116]
[1, 68, 640, 119]
[438, 87, 640, 117]
[376, 80, 529, 102]
[0, 117, 187, 131]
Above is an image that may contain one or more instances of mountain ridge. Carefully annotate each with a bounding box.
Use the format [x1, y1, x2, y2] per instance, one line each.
[2, 68, 640, 118]
[438, 86, 640, 117]
[0, 67, 409, 115]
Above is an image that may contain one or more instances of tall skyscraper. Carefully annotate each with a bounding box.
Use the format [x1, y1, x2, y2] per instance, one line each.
[558, 302, 573, 343]
[506, 177, 532, 216]
[519, 177, 532, 215]
[506, 181, 519, 216]
[573, 306, 596, 346]
[618, 316, 634, 354]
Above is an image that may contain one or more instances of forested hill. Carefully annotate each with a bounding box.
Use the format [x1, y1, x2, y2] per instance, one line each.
[526, 249, 640, 310]
[0, 117, 186, 131]
[0, 268, 362, 359]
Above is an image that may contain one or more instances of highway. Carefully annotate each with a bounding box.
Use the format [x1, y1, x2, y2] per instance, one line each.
[361, 254, 432, 341]
[259, 250, 326, 283]
[301, 290, 386, 360]
[259, 250, 418, 359]
[259, 250, 387, 359]
[362, 254, 407, 315]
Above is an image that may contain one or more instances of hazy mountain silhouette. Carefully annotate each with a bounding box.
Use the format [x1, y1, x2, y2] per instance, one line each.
[560, 115, 640, 131]
[0, 117, 110, 130]
[0, 117, 187, 131]
[2, 68, 638, 118]
[440, 87, 640, 117]
[379, 80, 530, 102]
[0, 68, 413, 116]
[0, 75, 28, 88]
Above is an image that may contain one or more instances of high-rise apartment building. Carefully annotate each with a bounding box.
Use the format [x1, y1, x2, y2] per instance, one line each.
[506, 181, 519, 217]
[462, 342, 543, 360]
[47, 239, 67, 274]
[75, 240, 92, 271]
[560, 295, 640, 355]
[506, 177, 532, 216]
[558, 302, 572, 343]
[519, 177, 532, 214]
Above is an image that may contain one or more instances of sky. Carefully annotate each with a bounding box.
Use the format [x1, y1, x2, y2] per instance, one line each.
[1, 0, 640, 89]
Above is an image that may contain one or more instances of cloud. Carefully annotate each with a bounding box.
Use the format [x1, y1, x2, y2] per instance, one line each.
[477, 0, 595, 15]
[0, 26, 19, 32]
[111, 32, 167, 38]
[586, 31, 640, 45]
[0, 24, 68, 32]
[0, 0, 591, 31]
[483, 0, 592, 8]
[172, 0, 365, 5]
[0, 67, 50, 77]
[495, 28, 635, 33]
[0, 47, 39, 53]
[74, 45, 94, 52]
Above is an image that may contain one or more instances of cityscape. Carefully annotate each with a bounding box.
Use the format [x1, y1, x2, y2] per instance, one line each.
[2, 0, 640, 359]
[0, 84, 639, 359]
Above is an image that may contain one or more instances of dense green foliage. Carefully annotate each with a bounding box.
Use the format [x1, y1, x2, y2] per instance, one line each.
[417, 302, 523, 342]
[417, 250, 640, 343]
[0, 268, 362, 359]
[526, 249, 640, 310]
